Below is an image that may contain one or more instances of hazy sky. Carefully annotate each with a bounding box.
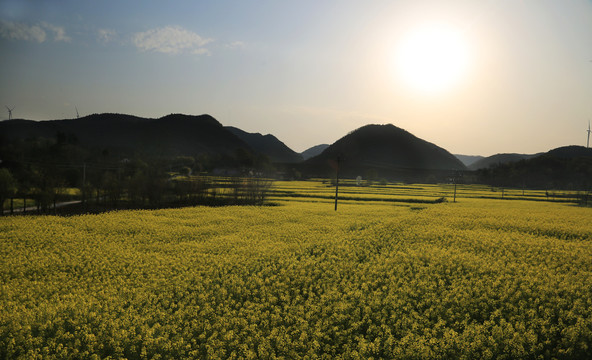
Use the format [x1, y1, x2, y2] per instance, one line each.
[1, 0, 592, 156]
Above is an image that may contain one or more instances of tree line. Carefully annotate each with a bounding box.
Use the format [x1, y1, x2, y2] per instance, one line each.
[474, 155, 592, 191]
[0, 134, 273, 215]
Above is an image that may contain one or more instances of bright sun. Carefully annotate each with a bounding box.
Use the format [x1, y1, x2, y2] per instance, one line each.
[394, 24, 470, 95]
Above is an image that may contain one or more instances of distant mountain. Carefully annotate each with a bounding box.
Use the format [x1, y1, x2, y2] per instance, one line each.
[301, 144, 330, 160]
[454, 154, 484, 167]
[0, 113, 250, 158]
[546, 145, 592, 158]
[303, 124, 465, 179]
[468, 153, 542, 170]
[475, 145, 592, 189]
[226, 126, 303, 163]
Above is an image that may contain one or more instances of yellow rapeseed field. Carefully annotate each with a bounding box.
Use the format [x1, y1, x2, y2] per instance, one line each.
[1, 181, 591, 359]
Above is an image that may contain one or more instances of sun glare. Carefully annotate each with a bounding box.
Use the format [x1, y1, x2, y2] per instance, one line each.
[394, 24, 470, 95]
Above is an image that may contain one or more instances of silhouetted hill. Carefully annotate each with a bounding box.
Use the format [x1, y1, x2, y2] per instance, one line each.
[301, 144, 330, 160]
[0, 113, 250, 158]
[546, 145, 592, 158]
[476, 145, 592, 189]
[454, 154, 484, 167]
[226, 126, 303, 163]
[303, 124, 466, 179]
[468, 153, 541, 170]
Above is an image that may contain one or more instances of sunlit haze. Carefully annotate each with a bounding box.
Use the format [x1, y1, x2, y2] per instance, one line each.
[394, 23, 470, 95]
[1, 0, 592, 156]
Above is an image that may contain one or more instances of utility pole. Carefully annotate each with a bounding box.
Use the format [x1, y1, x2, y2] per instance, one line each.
[82, 162, 86, 210]
[334, 156, 341, 211]
[450, 172, 460, 203]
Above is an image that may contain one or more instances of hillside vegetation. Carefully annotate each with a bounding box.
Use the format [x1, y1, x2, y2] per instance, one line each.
[476, 146, 592, 189]
[2, 114, 591, 193]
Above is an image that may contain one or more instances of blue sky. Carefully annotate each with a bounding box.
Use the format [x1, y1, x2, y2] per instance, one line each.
[1, 0, 592, 156]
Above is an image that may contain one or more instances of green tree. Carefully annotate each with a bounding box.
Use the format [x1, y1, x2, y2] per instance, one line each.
[0, 168, 17, 214]
[102, 171, 122, 208]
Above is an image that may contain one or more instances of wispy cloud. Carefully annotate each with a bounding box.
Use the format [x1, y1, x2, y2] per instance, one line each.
[97, 28, 117, 43]
[132, 26, 213, 55]
[41, 22, 71, 42]
[0, 20, 46, 42]
[226, 41, 246, 49]
[0, 20, 70, 43]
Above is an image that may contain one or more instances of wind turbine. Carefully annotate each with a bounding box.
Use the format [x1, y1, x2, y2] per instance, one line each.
[586, 120, 592, 149]
[5, 106, 14, 120]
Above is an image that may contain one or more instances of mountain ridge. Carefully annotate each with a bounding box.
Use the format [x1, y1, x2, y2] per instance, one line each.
[301, 144, 330, 160]
[302, 123, 466, 179]
[225, 126, 303, 163]
[468, 152, 542, 170]
[454, 154, 484, 167]
[0, 114, 253, 168]
[5, 113, 586, 187]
